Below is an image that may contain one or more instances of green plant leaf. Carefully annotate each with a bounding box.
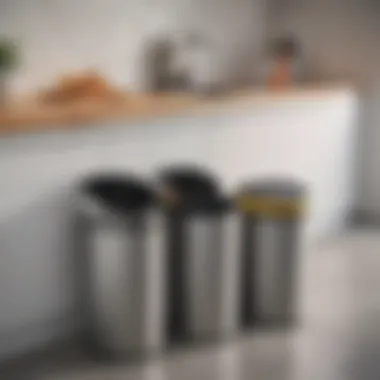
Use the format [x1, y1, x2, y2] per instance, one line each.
[0, 39, 19, 73]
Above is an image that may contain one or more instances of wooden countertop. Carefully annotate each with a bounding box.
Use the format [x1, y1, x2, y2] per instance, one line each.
[0, 85, 354, 136]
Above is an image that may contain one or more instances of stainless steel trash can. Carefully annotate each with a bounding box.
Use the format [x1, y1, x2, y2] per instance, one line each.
[159, 167, 239, 342]
[236, 179, 306, 327]
[76, 175, 166, 359]
[182, 198, 240, 341]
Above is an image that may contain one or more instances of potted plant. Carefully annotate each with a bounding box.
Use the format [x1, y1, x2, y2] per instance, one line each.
[0, 39, 19, 108]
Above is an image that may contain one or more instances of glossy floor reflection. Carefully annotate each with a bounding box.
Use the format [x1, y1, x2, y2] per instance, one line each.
[2, 229, 380, 380]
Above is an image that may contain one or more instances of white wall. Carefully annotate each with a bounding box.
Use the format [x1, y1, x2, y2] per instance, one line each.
[0, 0, 266, 95]
[0, 89, 357, 358]
[268, 0, 380, 215]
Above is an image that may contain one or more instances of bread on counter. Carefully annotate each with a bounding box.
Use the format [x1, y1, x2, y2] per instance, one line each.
[40, 71, 125, 104]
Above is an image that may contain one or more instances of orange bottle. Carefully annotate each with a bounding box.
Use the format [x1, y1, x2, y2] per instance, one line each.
[268, 37, 299, 89]
[269, 58, 294, 89]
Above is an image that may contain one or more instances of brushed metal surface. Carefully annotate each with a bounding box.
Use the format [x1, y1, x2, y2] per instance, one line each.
[254, 219, 295, 321]
[86, 212, 165, 355]
[184, 214, 239, 338]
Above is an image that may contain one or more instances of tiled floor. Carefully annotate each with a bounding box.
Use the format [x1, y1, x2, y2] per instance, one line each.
[2, 228, 380, 380]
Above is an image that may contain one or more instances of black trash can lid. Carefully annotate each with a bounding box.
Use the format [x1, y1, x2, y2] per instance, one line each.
[158, 166, 220, 205]
[81, 174, 154, 213]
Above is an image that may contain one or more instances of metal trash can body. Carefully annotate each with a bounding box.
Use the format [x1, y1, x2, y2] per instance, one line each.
[76, 175, 166, 358]
[237, 179, 306, 326]
[183, 201, 240, 340]
[159, 168, 239, 342]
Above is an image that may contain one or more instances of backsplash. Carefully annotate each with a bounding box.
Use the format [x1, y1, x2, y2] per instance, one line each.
[0, 0, 266, 96]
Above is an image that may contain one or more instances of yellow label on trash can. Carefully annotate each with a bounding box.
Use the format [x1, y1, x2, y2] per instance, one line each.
[236, 196, 306, 219]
